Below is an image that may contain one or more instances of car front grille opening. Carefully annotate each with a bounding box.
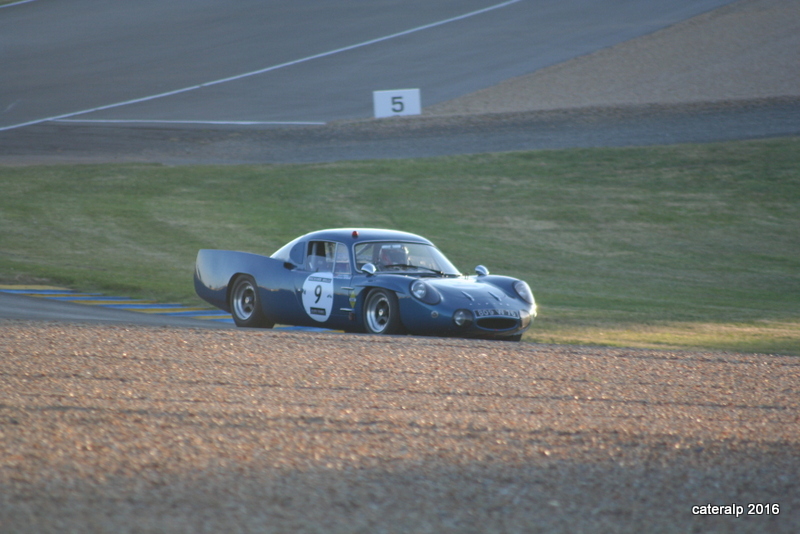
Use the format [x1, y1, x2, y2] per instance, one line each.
[476, 318, 518, 330]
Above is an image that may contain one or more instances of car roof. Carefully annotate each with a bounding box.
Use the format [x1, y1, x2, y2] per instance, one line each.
[297, 228, 434, 246]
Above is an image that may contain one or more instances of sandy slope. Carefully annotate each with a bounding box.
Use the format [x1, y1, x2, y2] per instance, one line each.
[426, 0, 800, 115]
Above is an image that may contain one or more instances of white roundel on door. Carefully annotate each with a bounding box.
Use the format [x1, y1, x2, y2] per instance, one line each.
[302, 273, 334, 322]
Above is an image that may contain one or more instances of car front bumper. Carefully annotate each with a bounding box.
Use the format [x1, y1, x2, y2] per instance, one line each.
[398, 296, 534, 339]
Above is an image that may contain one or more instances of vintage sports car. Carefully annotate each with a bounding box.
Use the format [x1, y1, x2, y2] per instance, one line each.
[194, 228, 536, 340]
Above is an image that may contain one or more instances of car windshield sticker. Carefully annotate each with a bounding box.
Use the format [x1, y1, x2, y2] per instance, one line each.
[302, 273, 334, 321]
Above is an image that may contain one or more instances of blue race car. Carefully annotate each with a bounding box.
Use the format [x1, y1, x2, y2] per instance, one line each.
[194, 228, 536, 341]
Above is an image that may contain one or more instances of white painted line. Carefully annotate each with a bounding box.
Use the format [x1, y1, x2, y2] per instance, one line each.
[54, 119, 326, 126]
[0, 0, 521, 132]
[0, 0, 37, 8]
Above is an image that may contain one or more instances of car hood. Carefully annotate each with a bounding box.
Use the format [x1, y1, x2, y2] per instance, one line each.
[425, 276, 515, 305]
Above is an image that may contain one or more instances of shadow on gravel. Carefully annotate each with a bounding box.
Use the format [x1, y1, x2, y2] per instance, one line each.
[2, 445, 796, 533]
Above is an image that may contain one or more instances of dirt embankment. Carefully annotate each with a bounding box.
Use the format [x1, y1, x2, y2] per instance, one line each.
[426, 0, 800, 116]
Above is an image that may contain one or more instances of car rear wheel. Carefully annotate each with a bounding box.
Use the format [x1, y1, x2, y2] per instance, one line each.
[363, 289, 402, 335]
[230, 275, 273, 328]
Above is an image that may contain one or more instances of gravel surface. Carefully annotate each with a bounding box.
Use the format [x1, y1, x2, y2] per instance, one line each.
[426, 0, 800, 115]
[1, 322, 798, 533]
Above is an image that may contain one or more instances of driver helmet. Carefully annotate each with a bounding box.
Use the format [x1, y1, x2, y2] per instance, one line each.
[379, 244, 408, 267]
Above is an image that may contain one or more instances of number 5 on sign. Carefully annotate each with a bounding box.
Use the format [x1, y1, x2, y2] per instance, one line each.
[373, 89, 421, 118]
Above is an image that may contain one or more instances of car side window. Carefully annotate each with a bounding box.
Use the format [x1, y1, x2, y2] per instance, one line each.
[333, 243, 351, 276]
[289, 242, 305, 266]
[306, 241, 328, 272]
[305, 241, 350, 275]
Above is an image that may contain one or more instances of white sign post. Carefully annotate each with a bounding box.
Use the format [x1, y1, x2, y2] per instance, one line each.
[373, 89, 421, 119]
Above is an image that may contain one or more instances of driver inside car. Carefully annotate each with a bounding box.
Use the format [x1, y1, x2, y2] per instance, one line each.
[378, 245, 409, 269]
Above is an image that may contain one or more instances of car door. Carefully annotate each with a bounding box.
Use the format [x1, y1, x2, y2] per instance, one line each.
[292, 241, 353, 328]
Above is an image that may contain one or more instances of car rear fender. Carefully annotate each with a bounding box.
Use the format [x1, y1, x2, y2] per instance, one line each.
[194, 249, 286, 312]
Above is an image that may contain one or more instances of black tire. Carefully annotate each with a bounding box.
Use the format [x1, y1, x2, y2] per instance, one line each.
[229, 275, 273, 328]
[363, 289, 403, 335]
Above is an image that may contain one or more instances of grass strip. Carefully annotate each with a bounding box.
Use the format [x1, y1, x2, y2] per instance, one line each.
[1, 138, 798, 354]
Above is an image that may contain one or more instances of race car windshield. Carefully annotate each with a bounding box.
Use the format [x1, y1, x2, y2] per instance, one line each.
[355, 242, 461, 276]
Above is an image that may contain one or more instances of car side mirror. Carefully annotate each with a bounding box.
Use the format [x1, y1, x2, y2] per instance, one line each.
[361, 263, 377, 275]
[475, 265, 489, 276]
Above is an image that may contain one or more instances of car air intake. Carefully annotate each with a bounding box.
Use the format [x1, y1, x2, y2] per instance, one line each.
[476, 317, 518, 330]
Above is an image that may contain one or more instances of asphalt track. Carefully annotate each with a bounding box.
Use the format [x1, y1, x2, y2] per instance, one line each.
[0, 291, 230, 328]
[2, 0, 737, 129]
[3, 98, 798, 165]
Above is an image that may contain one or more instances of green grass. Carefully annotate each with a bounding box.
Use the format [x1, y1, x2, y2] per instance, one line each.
[1, 138, 798, 354]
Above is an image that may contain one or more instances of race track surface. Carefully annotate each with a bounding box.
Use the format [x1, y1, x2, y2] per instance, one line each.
[6, 0, 800, 165]
[0, 291, 231, 329]
[1, 0, 737, 129]
[2, 98, 798, 165]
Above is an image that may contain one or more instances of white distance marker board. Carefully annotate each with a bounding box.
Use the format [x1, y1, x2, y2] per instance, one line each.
[373, 89, 421, 118]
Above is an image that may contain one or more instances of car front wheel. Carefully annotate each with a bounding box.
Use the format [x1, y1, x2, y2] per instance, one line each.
[363, 289, 403, 335]
[229, 275, 273, 328]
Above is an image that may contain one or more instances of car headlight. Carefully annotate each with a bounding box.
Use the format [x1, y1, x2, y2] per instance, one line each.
[513, 280, 534, 305]
[453, 309, 473, 327]
[410, 280, 440, 305]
